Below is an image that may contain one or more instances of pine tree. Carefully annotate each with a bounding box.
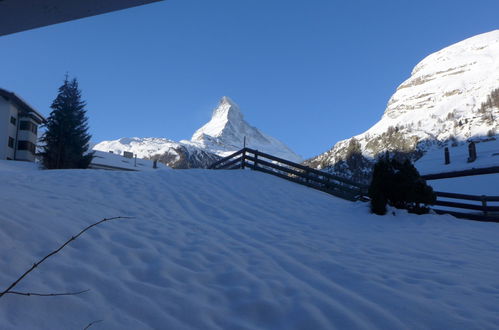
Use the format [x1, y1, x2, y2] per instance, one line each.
[39, 76, 93, 169]
[368, 156, 393, 215]
[368, 155, 436, 215]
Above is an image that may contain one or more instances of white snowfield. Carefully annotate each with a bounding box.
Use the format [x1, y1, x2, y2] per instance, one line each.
[416, 138, 499, 175]
[1, 163, 499, 329]
[90, 150, 170, 171]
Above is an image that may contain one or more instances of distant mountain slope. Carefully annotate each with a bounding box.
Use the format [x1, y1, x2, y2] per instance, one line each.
[93, 137, 220, 169]
[306, 30, 499, 182]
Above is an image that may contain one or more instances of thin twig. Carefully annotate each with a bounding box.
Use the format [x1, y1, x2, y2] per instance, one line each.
[83, 319, 103, 330]
[0, 216, 132, 298]
[4, 289, 90, 297]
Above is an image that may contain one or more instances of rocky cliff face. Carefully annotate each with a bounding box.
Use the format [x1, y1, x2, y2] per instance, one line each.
[306, 30, 499, 182]
[93, 97, 302, 168]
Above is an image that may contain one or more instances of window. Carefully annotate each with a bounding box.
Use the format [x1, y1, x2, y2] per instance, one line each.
[19, 121, 38, 135]
[17, 140, 36, 154]
[10, 116, 16, 125]
[19, 121, 29, 130]
[8, 137, 14, 148]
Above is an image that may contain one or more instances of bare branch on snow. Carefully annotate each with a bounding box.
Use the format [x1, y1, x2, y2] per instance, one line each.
[0, 216, 132, 298]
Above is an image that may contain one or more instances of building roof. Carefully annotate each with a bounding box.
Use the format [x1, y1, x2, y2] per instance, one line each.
[0, 0, 163, 37]
[0, 88, 46, 124]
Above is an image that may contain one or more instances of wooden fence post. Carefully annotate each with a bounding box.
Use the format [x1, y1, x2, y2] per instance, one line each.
[467, 142, 477, 163]
[253, 151, 258, 170]
[444, 147, 450, 165]
[241, 149, 246, 169]
[482, 195, 488, 216]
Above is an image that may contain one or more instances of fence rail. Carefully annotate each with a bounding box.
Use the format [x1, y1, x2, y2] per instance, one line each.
[432, 191, 499, 222]
[209, 148, 368, 201]
[210, 148, 499, 222]
[421, 166, 499, 180]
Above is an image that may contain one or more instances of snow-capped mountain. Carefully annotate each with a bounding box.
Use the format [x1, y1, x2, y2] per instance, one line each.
[93, 97, 301, 168]
[306, 30, 499, 182]
[188, 96, 302, 162]
[93, 137, 220, 169]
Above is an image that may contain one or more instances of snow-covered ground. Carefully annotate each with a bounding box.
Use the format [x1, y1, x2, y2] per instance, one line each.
[90, 150, 170, 171]
[416, 138, 499, 175]
[1, 163, 499, 329]
[428, 173, 499, 196]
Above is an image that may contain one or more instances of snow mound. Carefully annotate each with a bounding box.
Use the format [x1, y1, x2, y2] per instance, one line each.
[1, 166, 499, 329]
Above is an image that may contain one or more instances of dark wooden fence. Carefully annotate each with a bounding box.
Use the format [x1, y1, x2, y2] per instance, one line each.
[421, 166, 499, 180]
[209, 148, 368, 201]
[209, 148, 499, 222]
[432, 191, 499, 222]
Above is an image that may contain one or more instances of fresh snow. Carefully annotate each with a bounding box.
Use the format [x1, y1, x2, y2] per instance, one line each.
[1, 162, 499, 329]
[415, 137, 499, 175]
[428, 174, 499, 196]
[94, 137, 184, 161]
[90, 150, 170, 171]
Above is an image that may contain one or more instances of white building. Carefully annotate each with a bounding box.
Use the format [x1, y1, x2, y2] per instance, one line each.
[0, 89, 45, 162]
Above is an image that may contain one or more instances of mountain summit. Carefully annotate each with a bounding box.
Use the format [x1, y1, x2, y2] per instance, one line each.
[191, 96, 245, 146]
[189, 97, 302, 162]
[94, 97, 302, 167]
[307, 30, 499, 181]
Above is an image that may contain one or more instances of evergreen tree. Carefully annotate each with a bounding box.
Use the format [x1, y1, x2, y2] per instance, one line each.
[368, 156, 393, 215]
[39, 76, 93, 169]
[368, 155, 436, 215]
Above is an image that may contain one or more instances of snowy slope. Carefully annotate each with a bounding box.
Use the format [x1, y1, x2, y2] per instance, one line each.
[90, 150, 170, 171]
[415, 137, 499, 175]
[1, 164, 499, 329]
[308, 30, 499, 180]
[94, 137, 182, 159]
[189, 97, 302, 162]
[94, 97, 302, 167]
[93, 137, 220, 169]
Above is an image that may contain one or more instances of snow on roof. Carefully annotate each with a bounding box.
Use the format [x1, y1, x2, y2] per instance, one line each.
[0, 88, 46, 123]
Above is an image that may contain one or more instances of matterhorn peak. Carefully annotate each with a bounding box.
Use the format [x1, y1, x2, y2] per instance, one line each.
[211, 96, 244, 123]
[189, 97, 302, 162]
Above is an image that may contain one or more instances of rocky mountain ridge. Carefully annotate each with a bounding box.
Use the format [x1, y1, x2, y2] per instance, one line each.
[306, 30, 499, 182]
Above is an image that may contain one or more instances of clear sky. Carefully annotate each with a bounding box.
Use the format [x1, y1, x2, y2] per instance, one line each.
[0, 0, 498, 158]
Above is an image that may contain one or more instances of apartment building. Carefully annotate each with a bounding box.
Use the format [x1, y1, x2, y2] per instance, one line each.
[0, 88, 45, 161]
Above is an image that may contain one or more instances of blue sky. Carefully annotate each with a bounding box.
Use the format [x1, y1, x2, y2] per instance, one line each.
[0, 0, 498, 158]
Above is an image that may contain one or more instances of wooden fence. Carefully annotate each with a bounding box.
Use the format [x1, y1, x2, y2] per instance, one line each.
[421, 166, 499, 180]
[432, 191, 499, 222]
[209, 148, 499, 222]
[209, 148, 368, 201]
